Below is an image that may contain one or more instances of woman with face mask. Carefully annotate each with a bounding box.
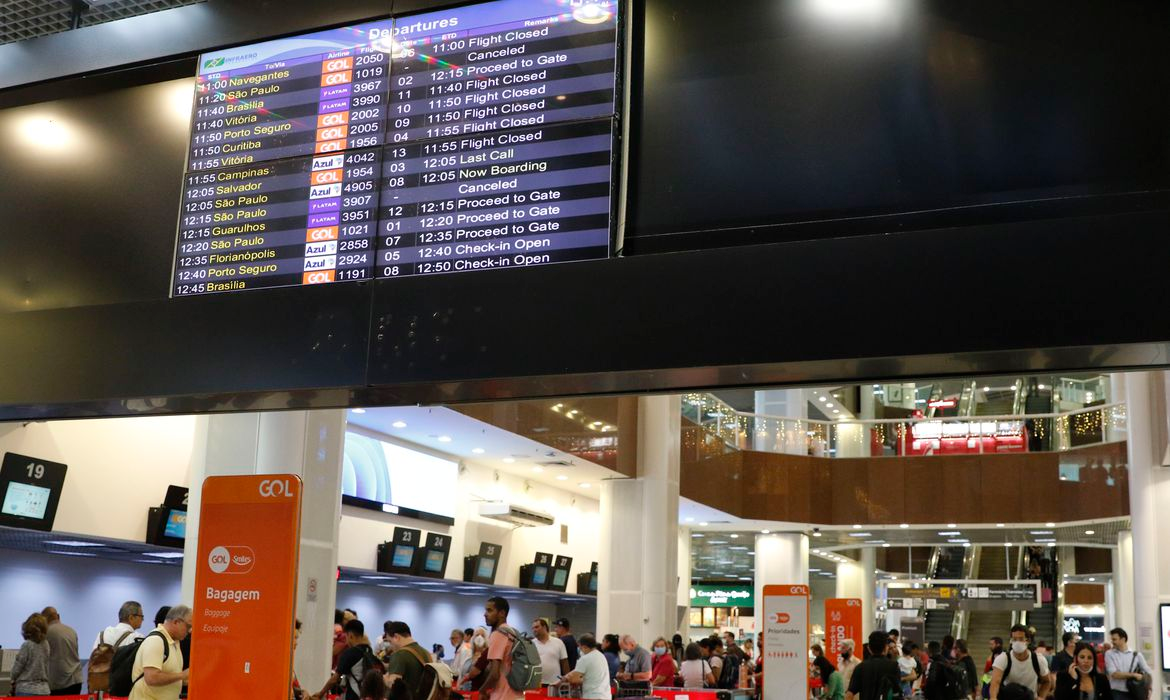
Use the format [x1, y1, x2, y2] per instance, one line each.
[1055, 642, 1113, 700]
[458, 627, 490, 691]
[650, 637, 677, 687]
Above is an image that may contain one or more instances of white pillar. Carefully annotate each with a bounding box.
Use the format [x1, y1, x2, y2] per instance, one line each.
[835, 548, 876, 632]
[678, 528, 693, 637]
[754, 533, 809, 621]
[598, 396, 681, 643]
[1123, 372, 1170, 694]
[182, 410, 346, 693]
[1114, 531, 1135, 635]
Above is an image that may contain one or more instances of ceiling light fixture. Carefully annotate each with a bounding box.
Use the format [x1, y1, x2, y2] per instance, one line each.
[392, 421, 407, 428]
[996, 523, 1005, 528]
[437, 435, 452, 443]
[578, 483, 591, 489]
[853, 524, 862, 529]
[1084, 530, 1095, 535]
[899, 523, 909, 529]
[699, 522, 709, 527]
[351, 408, 366, 414]
[472, 447, 485, 454]
[1045, 522, 1056, 527]
[555, 475, 568, 481]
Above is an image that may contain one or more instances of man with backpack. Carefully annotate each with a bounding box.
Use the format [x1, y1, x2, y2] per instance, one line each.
[989, 625, 1051, 700]
[846, 631, 903, 700]
[922, 641, 967, 700]
[315, 619, 382, 700]
[383, 621, 432, 693]
[481, 596, 540, 700]
[88, 601, 145, 692]
[715, 637, 742, 689]
[125, 605, 190, 700]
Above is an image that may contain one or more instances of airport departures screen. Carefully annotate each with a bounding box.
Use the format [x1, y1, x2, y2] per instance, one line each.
[173, 0, 620, 296]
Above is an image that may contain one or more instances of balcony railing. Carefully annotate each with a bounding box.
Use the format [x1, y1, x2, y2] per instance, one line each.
[681, 393, 1127, 458]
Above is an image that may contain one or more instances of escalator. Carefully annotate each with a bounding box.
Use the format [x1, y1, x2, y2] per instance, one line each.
[924, 547, 966, 643]
[965, 546, 1013, 645]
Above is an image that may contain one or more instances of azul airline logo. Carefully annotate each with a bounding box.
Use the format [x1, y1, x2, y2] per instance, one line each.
[208, 545, 256, 574]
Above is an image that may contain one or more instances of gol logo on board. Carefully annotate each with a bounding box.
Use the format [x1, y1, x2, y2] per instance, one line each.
[208, 545, 256, 574]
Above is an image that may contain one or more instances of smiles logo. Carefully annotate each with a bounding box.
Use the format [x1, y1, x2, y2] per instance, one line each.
[208, 545, 255, 574]
[203, 57, 226, 69]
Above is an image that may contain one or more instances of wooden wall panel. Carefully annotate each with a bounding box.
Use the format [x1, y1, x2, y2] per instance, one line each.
[681, 451, 744, 516]
[830, 460, 871, 525]
[863, 459, 905, 524]
[1074, 547, 1113, 575]
[1064, 583, 1107, 606]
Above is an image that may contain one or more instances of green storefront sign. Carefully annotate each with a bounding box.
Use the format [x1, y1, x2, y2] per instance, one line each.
[690, 585, 754, 608]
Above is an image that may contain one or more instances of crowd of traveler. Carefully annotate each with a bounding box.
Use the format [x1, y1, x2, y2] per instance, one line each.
[8, 600, 191, 698]
[812, 623, 1154, 700]
[306, 598, 762, 700]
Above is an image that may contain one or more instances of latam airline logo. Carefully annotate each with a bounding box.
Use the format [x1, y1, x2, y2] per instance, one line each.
[208, 545, 256, 575]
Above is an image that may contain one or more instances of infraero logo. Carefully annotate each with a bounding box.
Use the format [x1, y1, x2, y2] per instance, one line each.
[203, 57, 226, 69]
[208, 545, 256, 575]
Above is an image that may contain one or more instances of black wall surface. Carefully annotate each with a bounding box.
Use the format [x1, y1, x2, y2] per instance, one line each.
[1, 0, 1169, 418]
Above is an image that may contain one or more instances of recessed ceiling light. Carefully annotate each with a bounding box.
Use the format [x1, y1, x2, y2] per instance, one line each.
[826, 403, 835, 408]
[938, 531, 961, 536]
[437, 435, 452, 443]
[848, 532, 873, 538]
[899, 523, 909, 529]
[692, 533, 704, 538]
[853, 524, 862, 529]
[762, 529, 771, 534]
[882, 543, 890, 548]
[833, 410, 840, 415]
[729, 534, 739, 539]
[555, 475, 568, 481]
[947, 523, 957, 528]
[810, 531, 819, 537]
[1088, 577, 1096, 582]
[699, 522, 709, 527]
[1084, 530, 1095, 535]
[685, 517, 695, 522]
[996, 523, 1005, 528]
[392, 420, 407, 428]
[1003, 542, 1012, 547]
[983, 386, 990, 391]
[472, 447, 485, 454]
[963, 542, 971, 547]
[351, 408, 366, 414]
[818, 396, 827, 402]
[1046, 522, 1056, 527]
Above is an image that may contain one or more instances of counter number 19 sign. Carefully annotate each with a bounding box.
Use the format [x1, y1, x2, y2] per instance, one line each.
[762, 585, 810, 700]
[190, 475, 302, 700]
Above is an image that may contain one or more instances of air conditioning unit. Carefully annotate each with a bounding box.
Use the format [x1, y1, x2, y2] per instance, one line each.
[478, 502, 555, 527]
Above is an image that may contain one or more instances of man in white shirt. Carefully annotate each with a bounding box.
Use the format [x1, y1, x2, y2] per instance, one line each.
[564, 634, 612, 700]
[92, 601, 145, 651]
[989, 625, 1051, 700]
[1105, 627, 1152, 700]
[533, 618, 569, 685]
[449, 629, 472, 676]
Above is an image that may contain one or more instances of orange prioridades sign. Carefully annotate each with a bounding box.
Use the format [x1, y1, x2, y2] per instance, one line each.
[189, 475, 302, 699]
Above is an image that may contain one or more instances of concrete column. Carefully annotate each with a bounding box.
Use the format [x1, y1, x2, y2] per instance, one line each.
[754, 389, 808, 454]
[1123, 371, 1170, 694]
[1114, 531, 1135, 635]
[835, 548, 876, 632]
[678, 528, 693, 637]
[182, 410, 346, 693]
[754, 533, 809, 621]
[598, 395, 681, 643]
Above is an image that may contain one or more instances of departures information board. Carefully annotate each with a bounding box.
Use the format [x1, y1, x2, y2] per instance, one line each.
[173, 0, 620, 296]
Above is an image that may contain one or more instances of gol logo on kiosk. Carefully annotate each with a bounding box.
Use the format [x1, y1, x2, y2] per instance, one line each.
[208, 545, 256, 574]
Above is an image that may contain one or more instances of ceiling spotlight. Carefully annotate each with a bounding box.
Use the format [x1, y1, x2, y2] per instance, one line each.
[578, 483, 591, 489]
[437, 435, 452, 443]
[996, 523, 1005, 528]
[947, 523, 957, 528]
[825, 403, 835, 409]
[729, 534, 739, 539]
[472, 448, 485, 454]
[763, 529, 772, 534]
[811, 528, 820, 537]
[882, 543, 890, 548]
[392, 421, 407, 428]
[818, 396, 827, 402]
[1046, 522, 1056, 527]
[852, 524, 862, 529]
[351, 408, 366, 414]
[699, 522, 709, 527]
[1085, 530, 1095, 535]
[555, 475, 568, 481]
[899, 523, 909, 529]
